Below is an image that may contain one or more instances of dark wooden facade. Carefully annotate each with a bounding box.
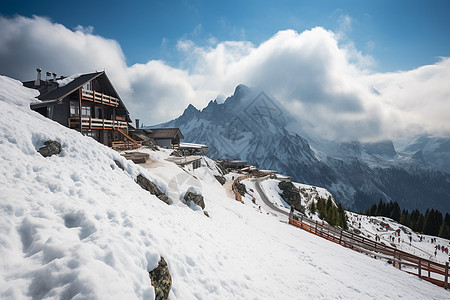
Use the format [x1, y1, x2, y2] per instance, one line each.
[24, 71, 140, 149]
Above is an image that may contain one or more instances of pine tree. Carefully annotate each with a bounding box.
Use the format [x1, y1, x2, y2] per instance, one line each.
[390, 202, 401, 222]
[375, 199, 383, 215]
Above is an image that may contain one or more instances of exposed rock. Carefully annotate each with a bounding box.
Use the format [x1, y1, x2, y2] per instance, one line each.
[215, 162, 228, 175]
[143, 138, 159, 151]
[203, 211, 210, 217]
[136, 174, 170, 205]
[38, 140, 61, 157]
[114, 160, 124, 171]
[278, 181, 304, 213]
[149, 257, 172, 300]
[235, 182, 246, 196]
[170, 150, 183, 157]
[214, 175, 226, 185]
[184, 191, 205, 210]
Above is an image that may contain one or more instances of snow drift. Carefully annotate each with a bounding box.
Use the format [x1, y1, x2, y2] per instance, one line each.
[0, 75, 448, 299]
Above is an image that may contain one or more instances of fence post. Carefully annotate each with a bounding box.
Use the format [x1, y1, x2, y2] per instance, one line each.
[428, 261, 430, 278]
[445, 262, 448, 290]
[393, 249, 397, 268]
[339, 229, 343, 245]
[315, 220, 318, 234]
[418, 259, 422, 278]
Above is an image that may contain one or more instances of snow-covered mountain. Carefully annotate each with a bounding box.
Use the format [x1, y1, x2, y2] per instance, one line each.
[157, 85, 450, 214]
[400, 135, 450, 174]
[4, 75, 449, 298]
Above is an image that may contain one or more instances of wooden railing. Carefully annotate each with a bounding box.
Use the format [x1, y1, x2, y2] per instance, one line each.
[82, 89, 119, 106]
[289, 217, 450, 290]
[232, 175, 253, 202]
[68, 117, 128, 129]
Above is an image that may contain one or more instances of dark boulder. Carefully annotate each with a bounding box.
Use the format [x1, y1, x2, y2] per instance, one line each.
[38, 140, 61, 157]
[235, 182, 246, 196]
[170, 150, 183, 157]
[136, 174, 170, 205]
[114, 160, 124, 171]
[149, 257, 172, 300]
[278, 181, 304, 213]
[184, 191, 205, 210]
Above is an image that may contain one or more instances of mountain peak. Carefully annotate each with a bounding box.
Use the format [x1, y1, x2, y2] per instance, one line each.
[230, 84, 251, 100]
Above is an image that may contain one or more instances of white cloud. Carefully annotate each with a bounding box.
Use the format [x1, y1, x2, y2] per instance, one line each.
[0, 15, 449, 141]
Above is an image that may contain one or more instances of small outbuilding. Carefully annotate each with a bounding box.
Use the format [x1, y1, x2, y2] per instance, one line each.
[141, 128, 184, 149]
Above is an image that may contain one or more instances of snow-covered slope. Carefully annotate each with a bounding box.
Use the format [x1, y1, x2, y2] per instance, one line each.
[155, 85, 450, 214]
[401, 135, 450, 174]
[1, 75, 448, 299]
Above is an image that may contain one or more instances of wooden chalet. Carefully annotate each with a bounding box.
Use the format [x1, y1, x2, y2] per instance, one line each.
[24, 69, 141, 150]
[138, 128, 184, 149]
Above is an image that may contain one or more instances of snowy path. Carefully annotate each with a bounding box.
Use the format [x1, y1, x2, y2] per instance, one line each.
[253, 177, 289, 216]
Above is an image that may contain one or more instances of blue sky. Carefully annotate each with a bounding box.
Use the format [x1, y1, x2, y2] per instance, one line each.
[1, 0, 450, 140]
[2, 0, 449, 72]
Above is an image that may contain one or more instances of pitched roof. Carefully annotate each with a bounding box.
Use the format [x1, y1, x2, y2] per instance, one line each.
[33, 72, 102, 101]
[23, 71, 131, 122]
[146, 128, 184, 140]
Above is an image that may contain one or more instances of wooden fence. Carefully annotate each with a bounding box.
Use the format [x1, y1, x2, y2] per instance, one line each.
[232, 175, 253, 202]
[289, 217, 449, 290]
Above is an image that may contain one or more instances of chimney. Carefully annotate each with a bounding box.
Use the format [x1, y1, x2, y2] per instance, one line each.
[52, 72, 57, 81]
[135, 119, 140, 129]
[35, 68, 41, 86]
[46, 72, 51, 84]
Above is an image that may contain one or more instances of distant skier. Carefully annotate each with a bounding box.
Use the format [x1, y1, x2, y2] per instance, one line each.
[289, 204, 295, 219]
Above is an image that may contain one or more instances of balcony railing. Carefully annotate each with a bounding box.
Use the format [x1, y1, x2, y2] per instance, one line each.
[69, 117, 128, 129]
[82, 89, 119, 106]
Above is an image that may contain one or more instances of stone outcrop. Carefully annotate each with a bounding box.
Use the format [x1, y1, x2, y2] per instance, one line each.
[136, 174, 170, 205]
[170, 150, 183, 157]
[149, 257, 172, 300]
[278, 181, 304, 213]
[235, 182, 246, 196]
[214, 175, 226, 185]
[38, 140, 61, 157]
[183, 191, 205, 210]
[114, 160, 124, 171]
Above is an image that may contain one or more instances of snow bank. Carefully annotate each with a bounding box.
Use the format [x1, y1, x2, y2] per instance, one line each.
[0, 75, 448, 299]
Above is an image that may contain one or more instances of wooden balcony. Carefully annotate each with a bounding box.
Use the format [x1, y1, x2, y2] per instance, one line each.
[69, 117, 128, 130]
[82, 89, 119, 107]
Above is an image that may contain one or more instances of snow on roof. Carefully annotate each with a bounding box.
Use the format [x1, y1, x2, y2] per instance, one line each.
[179, 142, 207, 149]
[56, 73, 81, 87]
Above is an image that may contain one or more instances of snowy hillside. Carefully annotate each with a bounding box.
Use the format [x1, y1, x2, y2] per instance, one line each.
[239, 177, 450, 263]
[156, 85, 450, 214]
[1, 75, 448, 299]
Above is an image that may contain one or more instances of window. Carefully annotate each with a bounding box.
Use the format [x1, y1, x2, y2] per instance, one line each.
[70, 102, 79, 116]
[82, 81, 91, 90]
[81, 105, 91, 117]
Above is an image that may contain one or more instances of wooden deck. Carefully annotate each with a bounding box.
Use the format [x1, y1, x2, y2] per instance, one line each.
[82, 89, 119, 107]
[69, 117, 128, 130]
